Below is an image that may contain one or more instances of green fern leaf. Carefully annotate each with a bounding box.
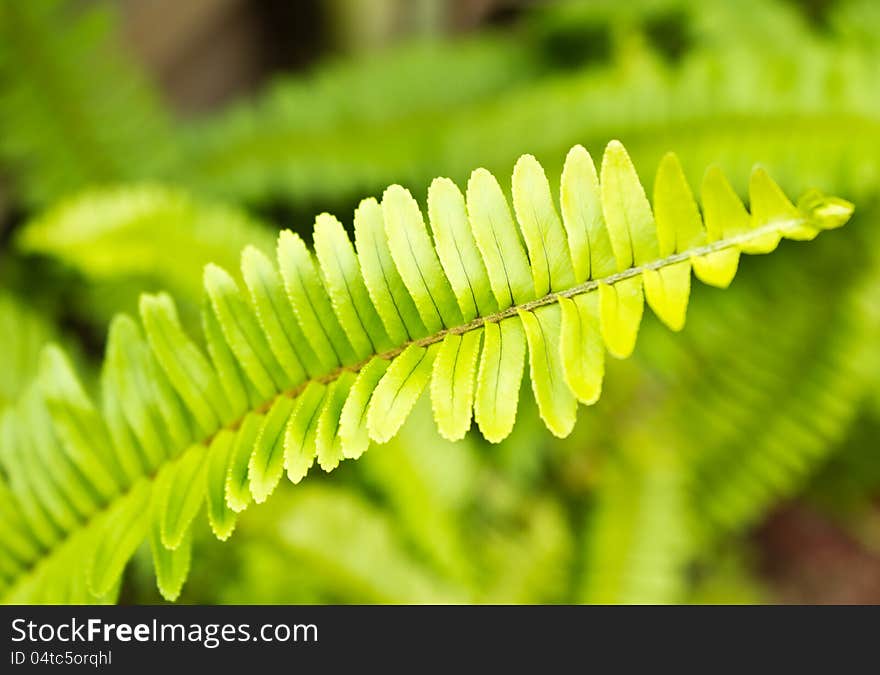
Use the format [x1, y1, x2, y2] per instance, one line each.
[205, 430, 238, 540]
[157, 446, 207, 550]
[430, 332, 482, 441]
[224, 413, 262, 514]
[0, 141, 852, 603]
[284, 382, 325, 484]
[150, 516, 192, 603]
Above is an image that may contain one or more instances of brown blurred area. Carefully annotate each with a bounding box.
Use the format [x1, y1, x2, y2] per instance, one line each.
[756, 504, 880, 604]
[118, 0, 515, 115]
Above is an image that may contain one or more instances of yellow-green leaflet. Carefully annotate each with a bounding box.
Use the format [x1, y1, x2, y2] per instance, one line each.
[225, 412, 262, 513]
[248, 395, 295, 502]
[201, 300, 257, 421]
[315, 371, 356, 472]
[466, 168, 534, 308]
[314, 213, 392, 355]
[277, 230, 357, 368]
[145, 353, 192, 455]
[513, 154, 575, 295]
[694, 167, 746, 288]
[0, 478, 39, 567]
[647, 153, 702, 331]
[0, 411, 61, 548]
[653, 153, 705, 257]
[205, 429, 237, 540]
[738, 169, 784, 254]
[368, 344, 438, 443]
[599, 278, 644, 359]
[520, 305, 578, 438]
[9, 411, 72, 537]
[600, 140, 659, 270]
[560, 145, 616, 282]
[749, 167, 808, 243]
[559, 294, 604, 405]
[382, 185, 463, 332]
[150, 517, 192, 602]
[158, 445, 207, 550]
[204, 263, 286, 398]
[642, 263, 691, 332]
[339, 357, 389, 459]
[430, 331, 482, 441]
[104, 316, 169, 470]
[797, 190, 853, 231]
[597, 142, 655, 358]
[475, 317, 526, 443]
[284, 382, 326, 483]
[354, 197, 427, 343]
[100, 370, 147, 485]
[139, 292, 228, 433]
[427, 177, 497, 320]
[12, 415, 77, 534]
[241, 245, 314, 383]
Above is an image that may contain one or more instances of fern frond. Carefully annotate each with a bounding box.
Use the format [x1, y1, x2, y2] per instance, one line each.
[0, 142, 851, 603]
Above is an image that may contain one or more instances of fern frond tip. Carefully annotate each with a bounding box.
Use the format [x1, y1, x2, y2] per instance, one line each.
[799, 189, 855, 230]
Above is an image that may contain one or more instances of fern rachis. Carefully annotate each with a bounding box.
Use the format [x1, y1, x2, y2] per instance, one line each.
[0, 140, 852, 603]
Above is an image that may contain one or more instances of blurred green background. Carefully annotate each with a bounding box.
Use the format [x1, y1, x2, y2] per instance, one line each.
[1, 0, 879, 604]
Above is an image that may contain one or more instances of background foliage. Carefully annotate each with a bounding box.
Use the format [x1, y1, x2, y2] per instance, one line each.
[1, 0, 879, 604]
